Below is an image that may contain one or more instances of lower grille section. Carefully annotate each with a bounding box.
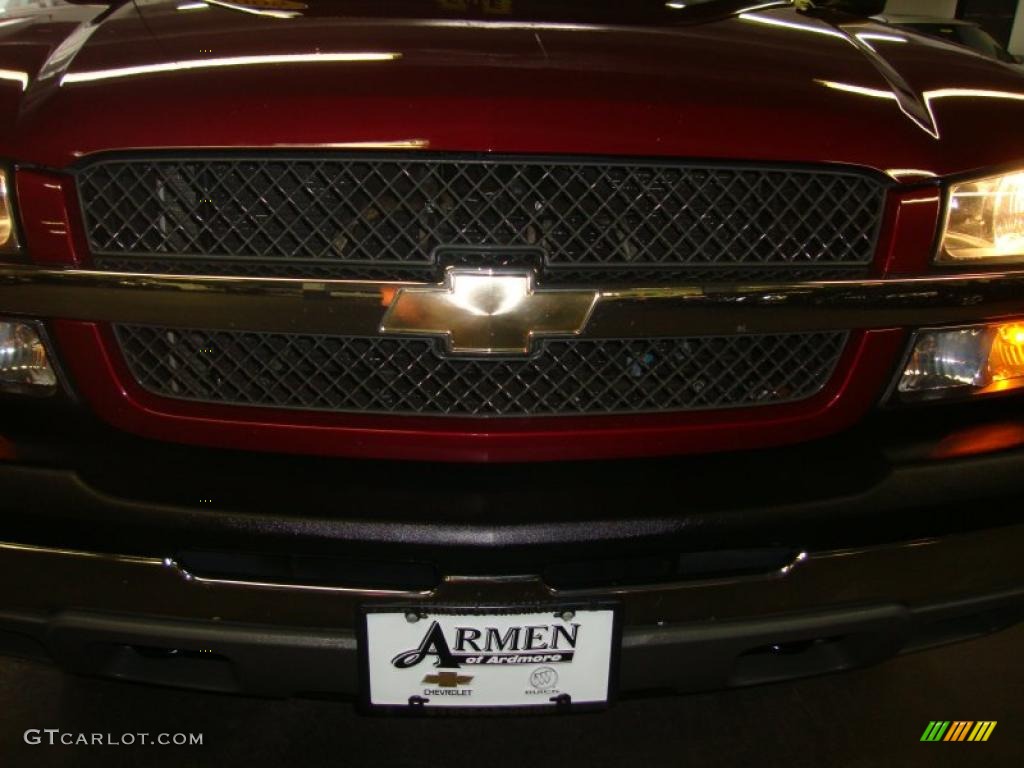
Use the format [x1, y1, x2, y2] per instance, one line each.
[113, 327, 848, 418]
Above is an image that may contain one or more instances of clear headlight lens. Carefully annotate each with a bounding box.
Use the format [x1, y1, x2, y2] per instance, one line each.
[898, 321, 1024, 400]
[0, 321, 57, 396]
[0, 168, 17, 254]
[940, 171, 1024, 264]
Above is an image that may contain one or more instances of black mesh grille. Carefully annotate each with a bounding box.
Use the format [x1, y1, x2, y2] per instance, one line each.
[113, 326, 848, 418]
[78, 155, 886, 280]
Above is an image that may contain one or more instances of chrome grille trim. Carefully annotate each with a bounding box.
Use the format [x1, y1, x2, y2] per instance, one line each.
[1, 267, 1023, 338]
[90, 256, 873, 285]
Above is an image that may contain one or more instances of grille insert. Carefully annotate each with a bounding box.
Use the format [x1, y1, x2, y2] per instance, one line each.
[113, 326, 849, 418]
[78, 155, 886, 281]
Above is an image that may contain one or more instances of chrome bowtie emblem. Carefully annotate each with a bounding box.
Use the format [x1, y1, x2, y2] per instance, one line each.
[380, 269, 599, 355]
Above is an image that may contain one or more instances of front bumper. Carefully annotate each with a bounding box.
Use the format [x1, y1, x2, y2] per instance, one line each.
[1, 398, 1023, 699]
[0, 524, 1022, 698]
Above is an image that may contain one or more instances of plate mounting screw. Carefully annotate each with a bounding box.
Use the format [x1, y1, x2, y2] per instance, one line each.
[558, 610, 575, 622]
[405, 611, 421, 623]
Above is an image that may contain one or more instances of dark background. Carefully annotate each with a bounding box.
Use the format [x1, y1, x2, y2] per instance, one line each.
[958, 0, 1021, 47]
[0, 624, 1019, 768]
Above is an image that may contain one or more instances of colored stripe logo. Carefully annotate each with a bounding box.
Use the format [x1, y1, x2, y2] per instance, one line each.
[921, 721, 997, 742]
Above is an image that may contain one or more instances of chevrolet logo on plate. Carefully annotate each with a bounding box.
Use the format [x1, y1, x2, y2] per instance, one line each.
[380, 268, 599, 356]
[422, 671, 474, 688]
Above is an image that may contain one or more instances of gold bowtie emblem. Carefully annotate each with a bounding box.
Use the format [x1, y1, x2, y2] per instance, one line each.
[422, 671, 474, 688]
[380, 269, 599, 355]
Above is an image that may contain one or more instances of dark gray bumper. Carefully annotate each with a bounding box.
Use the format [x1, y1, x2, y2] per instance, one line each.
[0, 524, 1022, 700]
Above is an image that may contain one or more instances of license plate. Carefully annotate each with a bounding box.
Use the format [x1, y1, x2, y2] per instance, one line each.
[361, 606, 618, 712]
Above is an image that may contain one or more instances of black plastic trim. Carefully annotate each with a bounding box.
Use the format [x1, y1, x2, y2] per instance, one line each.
[1, 588, 1019, 699]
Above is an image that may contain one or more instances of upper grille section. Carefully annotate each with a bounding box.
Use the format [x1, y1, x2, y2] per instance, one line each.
[77, 155, 887, 281]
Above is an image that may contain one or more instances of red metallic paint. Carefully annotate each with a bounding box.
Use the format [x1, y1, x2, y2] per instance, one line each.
[876, 186, 944, 275]
[15, 170, 86, 266]
[51, 321, 907, 463]
[2, 3, 1024, 177]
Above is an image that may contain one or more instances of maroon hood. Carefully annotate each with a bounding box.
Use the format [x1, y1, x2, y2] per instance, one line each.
[2, 0, 1024, 177]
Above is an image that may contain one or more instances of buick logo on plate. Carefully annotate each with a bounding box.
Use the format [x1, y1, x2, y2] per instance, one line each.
[529, 667, 558, 690]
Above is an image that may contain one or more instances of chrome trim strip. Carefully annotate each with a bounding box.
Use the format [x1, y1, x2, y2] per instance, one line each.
[0, 265, 1023, 337]
[1, 528, 1022, 628]
[0, 541, 161, 566]
[549, 550, 811, 598]
[181, 572, 432, 597]
[0, 543, 428, 597]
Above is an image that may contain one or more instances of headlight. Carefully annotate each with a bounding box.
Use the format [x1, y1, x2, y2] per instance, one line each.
[0, 320, 57, 396]
[0, 168, 18, 254]
[897, 320, 1024, 400]
[940, 171, 1024, 264]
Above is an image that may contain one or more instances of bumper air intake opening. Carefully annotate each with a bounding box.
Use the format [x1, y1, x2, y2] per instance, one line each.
[95, 644, 238, 693]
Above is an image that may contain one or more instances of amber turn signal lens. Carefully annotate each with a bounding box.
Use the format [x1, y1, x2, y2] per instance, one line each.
[898, 321, 1024, 400]
[989, 323, 1024, 390]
